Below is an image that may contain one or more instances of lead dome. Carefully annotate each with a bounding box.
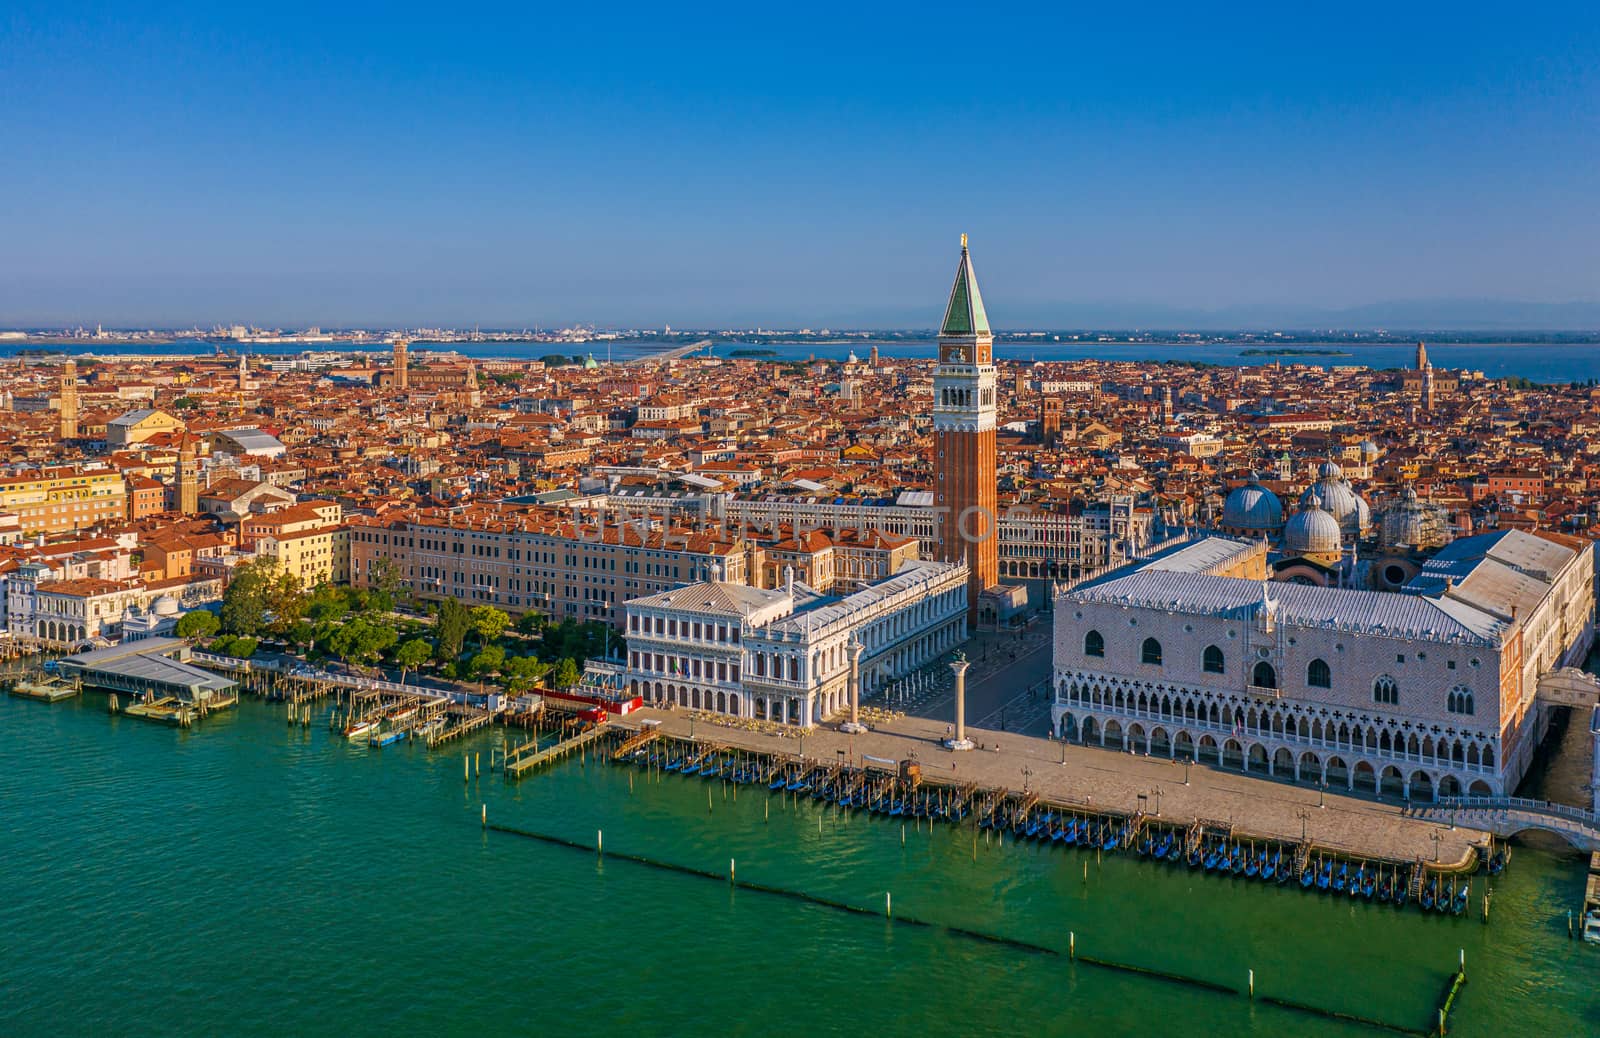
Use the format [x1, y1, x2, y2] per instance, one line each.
[1284, 495, 1344, 556]
[1222, 476, 1283, 533]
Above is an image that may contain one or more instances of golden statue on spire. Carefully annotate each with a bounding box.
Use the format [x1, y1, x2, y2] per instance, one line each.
[960, 232, 968, 249]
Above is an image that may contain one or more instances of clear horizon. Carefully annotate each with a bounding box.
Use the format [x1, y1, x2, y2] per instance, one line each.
[4, 3, 1597, 328]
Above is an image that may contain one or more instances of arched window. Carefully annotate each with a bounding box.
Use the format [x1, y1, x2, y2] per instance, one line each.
[1202, 645, 1225, 674]
[1372, 676, 1399, 706]
[1306, 658, 1331, 689]
[1252, 661, 1277, 689]
[1141, 637, 1163, 666]
[1447, 687, 1475, 715]
[1084, 630, 1104, 657]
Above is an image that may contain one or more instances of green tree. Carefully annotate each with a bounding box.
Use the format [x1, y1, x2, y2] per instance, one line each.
[435, 597, 470, 662]
[553, 657, 581, 690]
[263, 569, 308, 638]
[327, 617, 398, 668]
[220, 559, 274, 636]
[368, 557, 405, 612]
[504, 655, 553, 693]
[469, 605, 510, 646]
[395, 637, 431, 682]
[307, 585, 351, 624]
[286, 619, 317, 652]
[469, 644, 506, 686]
[174, 610, 220, 639]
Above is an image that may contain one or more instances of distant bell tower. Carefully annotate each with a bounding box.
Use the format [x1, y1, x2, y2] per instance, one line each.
[1040, 397, 1063, 444]
[58, 360, 79, 441]
[932, 234, 998, 621]
[1415, 341, 1428, 372]
[237, 353, 249, 392]
[177, 432, 199, 515]
[393, 337, 409, 391]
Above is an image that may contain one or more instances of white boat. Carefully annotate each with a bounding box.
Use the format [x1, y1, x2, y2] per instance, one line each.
[344, 718, 381, 740]
[1584, 908, 1600, 945]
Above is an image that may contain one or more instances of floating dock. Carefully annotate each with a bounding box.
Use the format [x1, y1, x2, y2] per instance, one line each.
[5, 675, 81, 702]
[56, 639, 239, 725]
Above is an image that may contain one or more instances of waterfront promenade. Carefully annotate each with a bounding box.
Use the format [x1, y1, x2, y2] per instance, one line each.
[621, 707, 1488, 868]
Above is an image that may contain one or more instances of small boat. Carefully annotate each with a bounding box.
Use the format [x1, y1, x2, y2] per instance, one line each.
[1316, 864, 1331, 892]
[1452, 884, 1470, 915]
[769, 776, 787, 790]
[344, 718, 380, 740]
[1332, 864, 1348, 893]
[368, 727, 407, 747]
[1300, 866, 1316, 889]
[1420, 879, 1436, 912]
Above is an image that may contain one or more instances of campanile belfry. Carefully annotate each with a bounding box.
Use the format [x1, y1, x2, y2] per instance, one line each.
[932, 235, 998, 622]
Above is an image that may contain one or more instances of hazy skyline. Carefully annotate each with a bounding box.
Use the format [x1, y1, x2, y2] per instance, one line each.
[4, 4, 1598, 328]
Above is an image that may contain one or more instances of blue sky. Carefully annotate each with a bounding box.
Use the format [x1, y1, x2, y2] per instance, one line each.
[2, 3, 1597, 328]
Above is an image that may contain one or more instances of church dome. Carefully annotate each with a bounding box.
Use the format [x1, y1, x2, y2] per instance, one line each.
[1317, 459, 1344, 479]
[1300, 473, 1369, 539]
[1358, 440, 1381, 458]
[1284, 496, 1344, 556]
[1222, 477, 1283, 532]
[152, 595, 182, 617]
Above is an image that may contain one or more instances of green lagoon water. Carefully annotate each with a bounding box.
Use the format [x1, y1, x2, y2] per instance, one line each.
[4, 692, 1597, 1037]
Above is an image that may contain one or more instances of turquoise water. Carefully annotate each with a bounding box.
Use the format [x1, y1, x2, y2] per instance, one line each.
[4, 693, 1597, 1037]
[13, 337, 1600, 383]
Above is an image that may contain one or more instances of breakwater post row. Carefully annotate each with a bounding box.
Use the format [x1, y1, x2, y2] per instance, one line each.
[485, 819, 1462, 1038]
[607, 726, 1489, 918]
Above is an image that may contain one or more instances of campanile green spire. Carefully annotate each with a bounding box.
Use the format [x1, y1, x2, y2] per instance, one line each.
[940, 233, 991, 337]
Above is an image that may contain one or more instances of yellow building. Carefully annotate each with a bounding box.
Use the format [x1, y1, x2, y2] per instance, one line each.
[0, 467, 128, 535]
[106, 408, 184, 448]
[255, 527, 348, 588]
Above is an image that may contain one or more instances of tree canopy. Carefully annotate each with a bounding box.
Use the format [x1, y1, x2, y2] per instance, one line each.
[175, 610, 220, 639]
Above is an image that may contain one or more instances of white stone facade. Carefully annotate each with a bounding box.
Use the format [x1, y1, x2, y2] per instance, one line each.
[1051, 532, 1596, 802]
[624, 559, 968, 727]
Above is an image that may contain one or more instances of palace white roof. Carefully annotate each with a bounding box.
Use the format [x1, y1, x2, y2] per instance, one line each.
[629, 581, 794, 617]
[763, 558, 963, 638]
[1070, 570, 1505, 647]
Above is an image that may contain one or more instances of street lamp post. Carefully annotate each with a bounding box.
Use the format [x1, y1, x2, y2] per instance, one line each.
[1297, 810, 1310, 842]
[1153, 785, 1163, 817]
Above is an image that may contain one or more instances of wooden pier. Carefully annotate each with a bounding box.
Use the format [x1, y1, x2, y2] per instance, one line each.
[502, 724, 609, 778]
